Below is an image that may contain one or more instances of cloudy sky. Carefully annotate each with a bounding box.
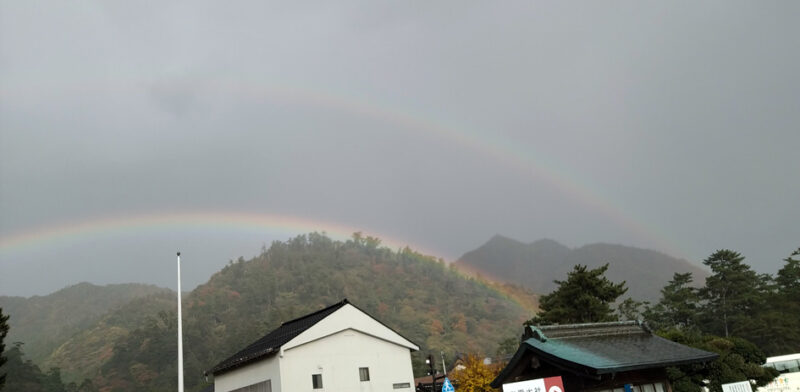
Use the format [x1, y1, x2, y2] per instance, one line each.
[1, 1, 798, 297]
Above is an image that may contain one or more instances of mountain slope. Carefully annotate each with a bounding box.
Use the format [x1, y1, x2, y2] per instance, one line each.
[455, 235, 708, 301]
[50, 233, 536, 392]
[0, 282, 171, 365]
[44, 291, 177, 383]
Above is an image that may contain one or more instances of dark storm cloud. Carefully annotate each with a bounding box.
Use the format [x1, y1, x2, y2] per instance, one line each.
[1, 1, 798, 296]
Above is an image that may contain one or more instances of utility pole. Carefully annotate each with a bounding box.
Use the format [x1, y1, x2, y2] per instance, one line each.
[426, 354, 436, 392]
[177, 252, 184, 392]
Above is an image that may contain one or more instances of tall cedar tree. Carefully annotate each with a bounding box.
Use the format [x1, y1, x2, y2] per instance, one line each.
[699, 250, 769, 338]
[644, 272, 700, 331]
[528, 264, 627, 325]
[0, 308, 8, 391]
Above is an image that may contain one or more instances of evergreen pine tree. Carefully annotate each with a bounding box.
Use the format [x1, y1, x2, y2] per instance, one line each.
[699, 250, 769, 338]
[752, 248, 800, 355]
[528, 264, 627, 325]
[776, 248, 800, 297]
[0, 308, 8, 391]
[644, 272, 700, 331]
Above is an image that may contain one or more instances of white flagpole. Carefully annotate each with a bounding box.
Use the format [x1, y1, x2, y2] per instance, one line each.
[177, 252, 184, 392]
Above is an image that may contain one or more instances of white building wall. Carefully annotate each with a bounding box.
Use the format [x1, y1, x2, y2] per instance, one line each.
[281, 328, 416, 392]
[214, 355, 281, 392]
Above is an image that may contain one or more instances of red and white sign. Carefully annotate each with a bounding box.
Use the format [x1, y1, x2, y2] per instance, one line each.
[503, 376, 565, 392]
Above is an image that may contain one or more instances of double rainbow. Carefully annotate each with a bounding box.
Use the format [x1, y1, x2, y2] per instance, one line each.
[0, 80, 682, 260]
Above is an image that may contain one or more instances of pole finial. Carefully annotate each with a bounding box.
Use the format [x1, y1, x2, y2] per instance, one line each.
[177, 251, 181, 256]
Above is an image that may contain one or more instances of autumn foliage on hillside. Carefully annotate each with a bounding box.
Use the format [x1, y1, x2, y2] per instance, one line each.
[88, 233, 535, 391]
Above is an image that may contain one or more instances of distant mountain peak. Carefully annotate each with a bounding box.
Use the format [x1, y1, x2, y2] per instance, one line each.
[455, 235, 708, 302]
[528, 238, 570, 250]
[488, 233, 519, 242]
[485, 234, 525, 247]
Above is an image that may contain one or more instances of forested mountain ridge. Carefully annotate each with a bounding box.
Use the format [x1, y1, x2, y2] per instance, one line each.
[44, 292, 178, 384]
[455, 235, 709, 301]
[33, 233, 536, 392]
[0, 282, 171, 367]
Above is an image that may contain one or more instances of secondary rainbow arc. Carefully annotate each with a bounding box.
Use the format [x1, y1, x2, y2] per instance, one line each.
[224, 80, 684, 257]
[1, 78, 684, 258]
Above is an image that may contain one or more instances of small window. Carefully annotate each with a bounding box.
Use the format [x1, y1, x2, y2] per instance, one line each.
[312, 374, 323, 389]
[359, 367, 370, 381]
[393, 383, 411, 389]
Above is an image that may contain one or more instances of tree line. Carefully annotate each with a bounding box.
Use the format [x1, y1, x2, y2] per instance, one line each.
[1, 242, 795, 392]
[525, 248, 799, 392]
[0, 307, 98, 392]
[0, 233, 533, 392]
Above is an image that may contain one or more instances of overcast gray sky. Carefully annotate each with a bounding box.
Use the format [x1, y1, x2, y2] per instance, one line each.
[1, 1, 798, 297]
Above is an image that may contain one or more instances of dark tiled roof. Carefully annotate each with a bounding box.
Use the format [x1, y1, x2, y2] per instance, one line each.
[209, 299, 350, 375]
[492, 321, 718, 387]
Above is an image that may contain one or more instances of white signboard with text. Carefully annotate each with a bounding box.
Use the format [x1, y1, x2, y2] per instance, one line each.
[503, 376, 565, 392]
[722, 381, 754, 392]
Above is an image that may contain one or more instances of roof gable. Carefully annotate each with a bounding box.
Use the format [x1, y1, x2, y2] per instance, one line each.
[210, 299, 349, 375]
[282, 303, 418, 352]
[209, 299, 418, 376]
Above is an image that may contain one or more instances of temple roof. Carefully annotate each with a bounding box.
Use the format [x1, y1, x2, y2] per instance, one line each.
[492, 321, 718, 388]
